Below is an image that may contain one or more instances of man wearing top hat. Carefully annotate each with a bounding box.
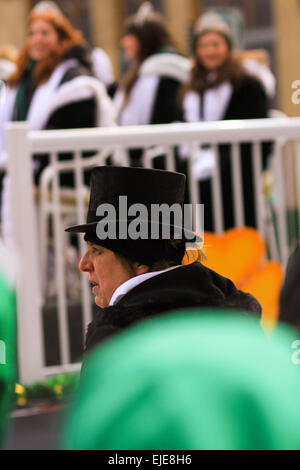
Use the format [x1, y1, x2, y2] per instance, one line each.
[66, 166, 261, 353]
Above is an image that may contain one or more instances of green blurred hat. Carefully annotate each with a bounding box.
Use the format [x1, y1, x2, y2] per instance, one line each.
[63, 311, 300, 450]
[0, 243, 16, 448]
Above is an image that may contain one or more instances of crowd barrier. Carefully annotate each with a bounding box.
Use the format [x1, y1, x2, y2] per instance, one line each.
[4, 118, 300, 383]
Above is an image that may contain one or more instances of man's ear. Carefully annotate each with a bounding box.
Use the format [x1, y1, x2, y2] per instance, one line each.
[134, 263, 150, 276]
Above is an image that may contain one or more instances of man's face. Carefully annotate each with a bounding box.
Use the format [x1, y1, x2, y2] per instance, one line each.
[79, 243, 135, 308]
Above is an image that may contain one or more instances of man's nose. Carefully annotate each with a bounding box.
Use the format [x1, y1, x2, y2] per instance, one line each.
[78, 251, 93, 273]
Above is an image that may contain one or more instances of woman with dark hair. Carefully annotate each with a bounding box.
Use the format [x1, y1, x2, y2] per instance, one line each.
[184, 12, 273, 123]
[181, 12, 274, 231]
[114, 3, 190, 150]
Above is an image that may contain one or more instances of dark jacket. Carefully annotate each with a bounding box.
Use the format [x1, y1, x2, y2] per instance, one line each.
[119, 52, 187, 167]
[198, 75, 271, 231]
[34, 46, 97, 185]
[223, 75, 269, 121]
[279, 246, 300, 330]
[45, 45, 97, 130]
[85, 262, 261, 353]
[129, 76, 184, 167]
[150, 76, 184, 124]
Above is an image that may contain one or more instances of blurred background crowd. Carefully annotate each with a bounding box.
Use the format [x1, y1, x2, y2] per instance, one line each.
[0, 0, 298, 117]
[0, 0, 287, 240]
[1, 0, 300, 452]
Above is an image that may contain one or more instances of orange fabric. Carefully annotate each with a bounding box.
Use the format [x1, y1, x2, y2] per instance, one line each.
[201, 228, 266, 285]
[183, 228, 283, 327]
[240, 262, 283, 329]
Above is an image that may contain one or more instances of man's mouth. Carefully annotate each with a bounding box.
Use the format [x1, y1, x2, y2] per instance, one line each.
[89, 280, 99, 293]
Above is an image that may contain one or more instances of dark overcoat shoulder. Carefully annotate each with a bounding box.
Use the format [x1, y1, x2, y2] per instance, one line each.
[85, 262, 262, 353]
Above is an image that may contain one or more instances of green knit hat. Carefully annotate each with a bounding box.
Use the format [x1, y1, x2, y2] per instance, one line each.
[0, 244, 16, 448]
[62, 311, 300, 450]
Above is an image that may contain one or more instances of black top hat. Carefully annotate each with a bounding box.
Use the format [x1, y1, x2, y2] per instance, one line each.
[65, 166, 201, 265]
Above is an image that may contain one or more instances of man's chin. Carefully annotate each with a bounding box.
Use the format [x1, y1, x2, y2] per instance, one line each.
[94, 295, 108, 309]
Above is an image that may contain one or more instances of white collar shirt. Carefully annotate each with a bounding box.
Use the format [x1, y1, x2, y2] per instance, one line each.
[109, 265, 182, 306]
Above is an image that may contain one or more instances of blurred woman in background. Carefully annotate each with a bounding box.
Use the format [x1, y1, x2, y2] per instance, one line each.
[0, 1, 114, 157]
[114, 2, 190, 166]
[184, 11, 272, 124]
[0, 1, 115, 246]
[181, 12, 273, 231]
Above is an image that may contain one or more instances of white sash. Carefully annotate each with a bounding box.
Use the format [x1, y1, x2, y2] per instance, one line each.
[0, 87, 17, 162]
[0, 59, 78, 162]
[183, 82, 233, 123]
[182, 83, 233, 181]
[27, 58, 79, 131]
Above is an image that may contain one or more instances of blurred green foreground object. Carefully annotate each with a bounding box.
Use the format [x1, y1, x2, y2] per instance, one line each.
[0, 244, 16, 448]
[63, 311, 300, 450]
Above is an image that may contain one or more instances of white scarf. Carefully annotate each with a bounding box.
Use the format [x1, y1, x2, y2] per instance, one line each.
[181, 83, 233, 181]
[115, 53, 191, 126]
[26, 58, 79, 131]
[0, 59, 78, 161]
[0, 58, 116, 162]
[183, 82, 233, 123]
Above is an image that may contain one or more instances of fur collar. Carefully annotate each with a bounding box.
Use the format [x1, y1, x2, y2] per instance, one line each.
[139, 53, 192, 83]
[63, 45, 92, 72]
[48, 75, 116, 126]
[243, 58, 276, 99]
[0, 59, 16, 81]
[85, 263, 261, 352]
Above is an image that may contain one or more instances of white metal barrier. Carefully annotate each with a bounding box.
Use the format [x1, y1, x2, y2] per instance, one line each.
[4, 118, 300, 383]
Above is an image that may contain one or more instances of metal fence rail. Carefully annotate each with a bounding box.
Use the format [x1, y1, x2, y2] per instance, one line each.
[4, 118, 300, 383]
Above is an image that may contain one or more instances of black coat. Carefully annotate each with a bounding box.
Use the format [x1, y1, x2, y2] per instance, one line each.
[279, 246, 300, 330]
[85, 262, 261, 353]
[198, 75, 271, 231]
[128, 76, 184, 168]
[150, 77, 184, 124]
[119, 51, 186, 167]
[223, 75, 268, 121]
[34, 46, 97, 185]
[45, 46, 97, 131]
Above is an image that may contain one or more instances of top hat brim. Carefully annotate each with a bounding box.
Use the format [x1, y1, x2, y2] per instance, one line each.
[65, 220, 202, 243]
